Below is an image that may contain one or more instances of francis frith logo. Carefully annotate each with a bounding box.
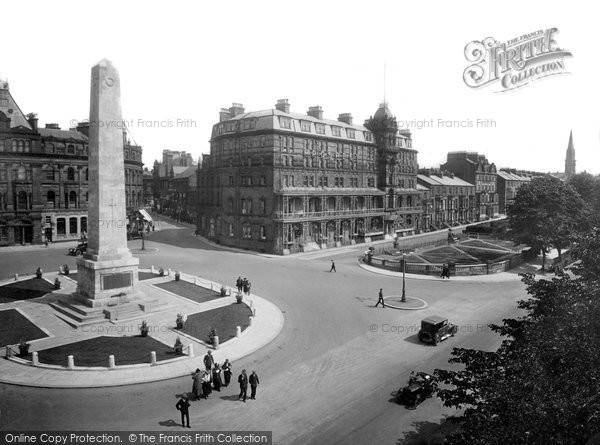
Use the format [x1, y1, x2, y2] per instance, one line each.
[463, 28, 572, 92]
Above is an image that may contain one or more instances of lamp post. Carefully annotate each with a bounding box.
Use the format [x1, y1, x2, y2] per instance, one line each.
[401, 251, 407, 303]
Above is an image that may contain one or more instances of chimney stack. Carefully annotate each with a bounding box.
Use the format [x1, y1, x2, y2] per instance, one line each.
[338, 113, 353, 125]
[45, 123, 60, 130]
[27, 114, 38, 131]
[307, 106, 323, 120]
[275, 99, 290, 113]
[229, 103, 245, 118]
[219, 108, 232, 122]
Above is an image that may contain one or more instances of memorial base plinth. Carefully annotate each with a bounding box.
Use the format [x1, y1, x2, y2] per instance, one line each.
[75, 255, 140, 308]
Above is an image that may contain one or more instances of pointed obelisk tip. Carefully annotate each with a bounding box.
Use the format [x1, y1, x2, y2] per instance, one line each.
[94, 58, 116, 69]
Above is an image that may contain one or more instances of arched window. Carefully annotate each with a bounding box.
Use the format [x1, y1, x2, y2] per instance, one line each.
[67, 167, 75, 181]
[81, 217, 87, 234]
[46, 167, 55, 180]
[47, 191, 56, 208]
[67, 145, 75, 154]
[17, 140, 24, 152]
[69, 191, 77, 207]
[17, 166, 26, 180]
[12, 140, 17, 152]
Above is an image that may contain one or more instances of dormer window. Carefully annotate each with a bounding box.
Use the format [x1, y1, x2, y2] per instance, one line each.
[331, 126, 341, 137]
[346, 128, 355, 139]
[300, 121, 311, 132]
[279, 117, 292, 129]
[364, 132, 373, 142]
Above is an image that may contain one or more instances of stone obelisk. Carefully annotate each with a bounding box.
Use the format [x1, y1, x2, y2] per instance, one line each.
[75, 59, 139, 307]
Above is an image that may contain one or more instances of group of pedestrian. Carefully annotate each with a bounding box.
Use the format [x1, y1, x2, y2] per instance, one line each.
[176, 354, 260, 427]
[191, 352, 234, 401]
[236, 276, 252, 295]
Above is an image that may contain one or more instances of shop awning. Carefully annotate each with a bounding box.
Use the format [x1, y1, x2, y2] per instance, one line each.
[138, 209, 153, 222]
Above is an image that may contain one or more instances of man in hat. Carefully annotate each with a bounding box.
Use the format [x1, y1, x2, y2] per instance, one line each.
[175, 395, 191, 428]
[203, 350, 214, 371]
[249, 370, 260, 400]
[238, 369, 248, 402]
[375, 288, 386, 308]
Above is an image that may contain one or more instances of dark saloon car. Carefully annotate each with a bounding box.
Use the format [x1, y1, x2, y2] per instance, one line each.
[418, 315, 458, 345]
[396, 371, 437, 409]
[68, 241, 87, 256]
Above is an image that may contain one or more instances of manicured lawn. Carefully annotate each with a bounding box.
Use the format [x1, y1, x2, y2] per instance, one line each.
[0, 309, 48, 347]
[138, 271, 156, 281]
[0, 278, 54, 303]
[460, 238, 511, 251]
[419, 246, 479, 264]
[155, 280, 221, 304]
[36, 335, 176, 366]
[457, 246, 508, 262]
[180, 303, 252, 343]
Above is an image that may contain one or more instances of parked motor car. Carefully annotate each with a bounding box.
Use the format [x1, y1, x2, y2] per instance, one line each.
[418, 316, 458, 345]
[68, 241, 88, 256]
[396, 371, 437, 409]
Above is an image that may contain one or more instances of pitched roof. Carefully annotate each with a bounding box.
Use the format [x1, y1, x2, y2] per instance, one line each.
[417, 174, 475, 187]
[496, 171, 531, 181]
[38, 128, 88, 142]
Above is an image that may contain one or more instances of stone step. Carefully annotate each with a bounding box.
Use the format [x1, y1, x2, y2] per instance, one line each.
[60, 300, 106, 317]
[49, 302, 108, 327]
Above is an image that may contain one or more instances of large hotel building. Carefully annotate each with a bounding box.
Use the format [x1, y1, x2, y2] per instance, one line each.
[197, 99, 422, 254]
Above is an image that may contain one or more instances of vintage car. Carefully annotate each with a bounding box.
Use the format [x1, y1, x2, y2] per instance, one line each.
[418, 315, 458, 345]
[396, 371, 437, 409]
[68, 241, 87, 256]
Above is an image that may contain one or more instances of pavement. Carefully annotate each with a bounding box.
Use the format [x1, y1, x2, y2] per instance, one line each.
[0, 225, 533, 444]
[0, 269, 284, 388]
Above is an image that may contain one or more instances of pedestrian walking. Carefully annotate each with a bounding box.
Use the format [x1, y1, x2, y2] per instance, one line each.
[175, 395, 191, 428]
[441, 264, 450, 279]
[329, 260, 336, 272]
[249, 370, 260, 400]
[238, 369, 248, 402]
[242, 278, 249, 295]
[212, 364, 223, 392]
[375, 288, 386, 308]
[203, 350, 214, 371]
[222, 359, 232, 387]
[246, 280, 251, 295]
[236, 276, 243, 292]
[191, 368, 201, 401]
[201, 370, 212, 399]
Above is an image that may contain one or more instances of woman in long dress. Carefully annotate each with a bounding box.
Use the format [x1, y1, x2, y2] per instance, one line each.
[213, 364, 223, 391]
[222, 359, 232, 387]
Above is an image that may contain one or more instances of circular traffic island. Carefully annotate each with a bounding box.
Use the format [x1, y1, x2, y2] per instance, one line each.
[383, 295, 428, 310]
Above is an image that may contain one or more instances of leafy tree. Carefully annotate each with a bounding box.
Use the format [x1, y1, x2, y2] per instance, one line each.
[569, 173, 600, 219]
[507, 176, 589, 270]
[434, 230, 600, 444]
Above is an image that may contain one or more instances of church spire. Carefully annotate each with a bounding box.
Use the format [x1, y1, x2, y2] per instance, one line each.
[565, 130, 576, 179]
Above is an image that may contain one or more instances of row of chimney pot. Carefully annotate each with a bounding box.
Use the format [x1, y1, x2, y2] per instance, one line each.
[219, 99, 353, 125]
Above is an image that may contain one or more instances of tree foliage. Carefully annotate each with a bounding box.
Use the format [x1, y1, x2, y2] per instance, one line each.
[434, 229, 600, 444]
[507, 176, 589, 268]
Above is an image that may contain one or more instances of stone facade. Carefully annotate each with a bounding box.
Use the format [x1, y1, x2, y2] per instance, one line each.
[417, 169, 477, 229]
[0, 80, 143, 246]
[197, 100, 422, 254]
[441, 151, 499, 221]
[496, 170, 532, 214]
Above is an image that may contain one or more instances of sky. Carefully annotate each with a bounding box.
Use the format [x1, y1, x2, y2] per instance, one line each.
[2, 0, 598, 173]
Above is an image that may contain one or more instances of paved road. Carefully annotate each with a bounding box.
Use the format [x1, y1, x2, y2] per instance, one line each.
[0, 227, 527, 444]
